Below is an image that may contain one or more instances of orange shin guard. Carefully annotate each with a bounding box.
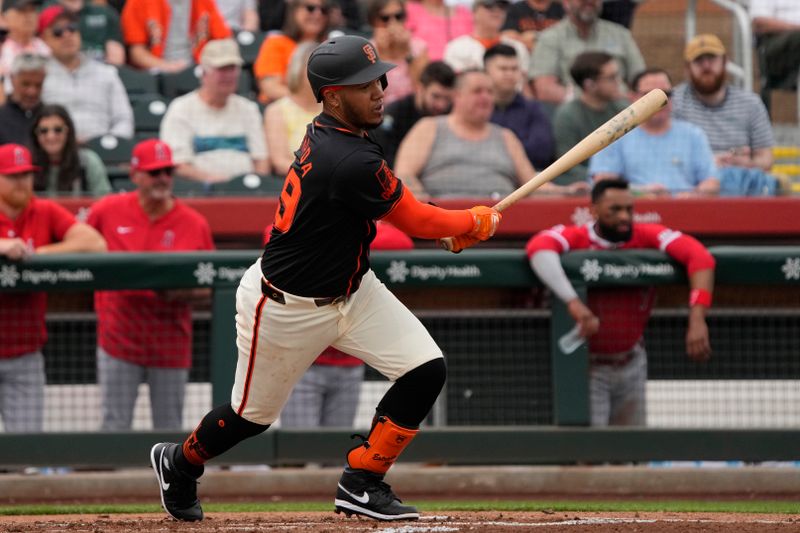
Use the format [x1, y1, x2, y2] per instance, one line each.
[347, 416, 419, 474]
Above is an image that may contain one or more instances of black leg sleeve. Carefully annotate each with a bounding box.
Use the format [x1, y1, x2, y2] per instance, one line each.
[376, 358, 447, 428]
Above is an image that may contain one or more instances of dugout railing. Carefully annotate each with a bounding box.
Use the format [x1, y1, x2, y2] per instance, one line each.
[0, 248, 799, 467]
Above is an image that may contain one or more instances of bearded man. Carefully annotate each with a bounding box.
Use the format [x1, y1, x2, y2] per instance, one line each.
[0, 143, 106, 432]
[671, 34, 775, 174]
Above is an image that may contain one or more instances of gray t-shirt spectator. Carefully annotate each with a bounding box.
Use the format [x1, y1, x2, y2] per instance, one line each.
[530, 18, 644, 97]
[670, 83, 774, 155]
[163, 0, 193, 63]
[42, 56, 133, 141]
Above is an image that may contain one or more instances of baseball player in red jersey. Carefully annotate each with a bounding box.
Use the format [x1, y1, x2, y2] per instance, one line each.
[0, 144, 106, 432]
[526, 178, 715, 426]
[150, 35, 502, 522]
[87, 139, 215, 431]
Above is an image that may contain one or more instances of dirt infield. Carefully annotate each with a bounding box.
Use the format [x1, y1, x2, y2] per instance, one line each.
[1, 511, 799, 532]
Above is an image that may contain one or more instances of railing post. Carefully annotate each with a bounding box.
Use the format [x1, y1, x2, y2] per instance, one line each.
[210, 287, 238, 407]
[550, 285, 590, 426]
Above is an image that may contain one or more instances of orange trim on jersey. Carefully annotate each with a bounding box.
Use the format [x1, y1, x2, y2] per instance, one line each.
[344, 220, 369, 295]
[313, 120, 357, 135]
[236, 294, 269, 417]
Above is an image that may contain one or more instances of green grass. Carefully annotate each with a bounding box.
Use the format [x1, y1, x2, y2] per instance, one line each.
[0, 500, 796, 516]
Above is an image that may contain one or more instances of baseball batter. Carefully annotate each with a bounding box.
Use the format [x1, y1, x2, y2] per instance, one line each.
[151, 35, 502, 522]
[527, 178, 715, 426]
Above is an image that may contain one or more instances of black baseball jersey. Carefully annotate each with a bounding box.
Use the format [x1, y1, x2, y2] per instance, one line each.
[261, 113, 404, 298]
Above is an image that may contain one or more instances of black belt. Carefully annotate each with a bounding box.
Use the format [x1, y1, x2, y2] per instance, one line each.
[261, 279, 346, 307]
[590, 351, 635, 367]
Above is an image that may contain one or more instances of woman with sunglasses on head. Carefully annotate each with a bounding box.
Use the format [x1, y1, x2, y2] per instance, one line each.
[31, 104, 110, 197]
[367, 0, 428, 105]
[253, 0, 331, 104]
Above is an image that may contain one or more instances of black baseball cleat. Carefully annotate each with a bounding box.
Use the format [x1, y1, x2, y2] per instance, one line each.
[334, 468, 419, 521]
[150, 442, 204, 521]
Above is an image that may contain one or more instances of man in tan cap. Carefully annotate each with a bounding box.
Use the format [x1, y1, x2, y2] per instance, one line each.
[671, 34, 775, 184]
[159, 39, 269, 184]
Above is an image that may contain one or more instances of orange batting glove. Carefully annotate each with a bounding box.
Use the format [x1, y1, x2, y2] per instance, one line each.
[444, 233, 480, 253]
[467, 206, 502, 241]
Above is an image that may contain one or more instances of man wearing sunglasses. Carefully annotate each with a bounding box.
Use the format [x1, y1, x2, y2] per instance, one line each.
[86, 139, 214, 432]
[39, 5, 133, 143]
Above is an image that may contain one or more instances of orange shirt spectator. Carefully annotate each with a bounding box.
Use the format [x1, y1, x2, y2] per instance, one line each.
[121, 0, 231, 72]
[253, 0, 330, 103]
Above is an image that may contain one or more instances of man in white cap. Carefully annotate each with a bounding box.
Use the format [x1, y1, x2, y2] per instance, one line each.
[160, 38, 269, 184]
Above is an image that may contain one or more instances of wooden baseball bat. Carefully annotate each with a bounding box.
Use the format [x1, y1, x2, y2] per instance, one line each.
[440, 88, 669, 252]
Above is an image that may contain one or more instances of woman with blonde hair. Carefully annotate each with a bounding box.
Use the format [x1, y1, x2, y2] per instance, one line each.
[263, 42, 321, 177]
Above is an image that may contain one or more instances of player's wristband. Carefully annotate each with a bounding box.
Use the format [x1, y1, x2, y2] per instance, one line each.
[689, 288, 712, 308]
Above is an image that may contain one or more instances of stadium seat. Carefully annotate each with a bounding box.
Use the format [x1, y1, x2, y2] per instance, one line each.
[117, 65, 159, 100]
[110, 176, 136, 192]
[160, 65, 201, 99]
[172, 176, 212, 197]
[84, 135, 136, 167]
[235, 30, 267, 67]
[211, 173, 285, 195]
[132, 96, 170, 135]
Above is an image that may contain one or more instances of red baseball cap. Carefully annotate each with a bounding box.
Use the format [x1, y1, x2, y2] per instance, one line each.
[38, 5, 77, 35]
[131, 139, 175, 172]
[0, 144, 40, 175]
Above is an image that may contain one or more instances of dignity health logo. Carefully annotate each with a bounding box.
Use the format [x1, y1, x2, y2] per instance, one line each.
[580, 259, 674, 282]
[386, 260, 481, 283]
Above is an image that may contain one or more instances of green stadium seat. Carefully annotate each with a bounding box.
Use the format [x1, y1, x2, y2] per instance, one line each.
[132, 96, 170, 135]
[110, 176, 135, 192]
[172, 176, 211, 197]
[117, 65, 159, 99]
[235, 30, 267, 67]
[160, 65, 201, 99]
[84, 135, 135, 167]
[211, 173, 285, 196]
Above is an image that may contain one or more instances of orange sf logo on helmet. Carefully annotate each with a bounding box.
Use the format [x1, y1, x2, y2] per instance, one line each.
[362, 44, 377, 64]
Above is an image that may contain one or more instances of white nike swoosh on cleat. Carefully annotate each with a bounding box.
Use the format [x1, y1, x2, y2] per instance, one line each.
[159, 452, 170, 491]
[338, 483, 369, 504]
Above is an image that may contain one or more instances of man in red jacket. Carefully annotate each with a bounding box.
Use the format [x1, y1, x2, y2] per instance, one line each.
[526, 178, 715, 426]
[88, 139, 214, 431]
[0, 143, 106, 432]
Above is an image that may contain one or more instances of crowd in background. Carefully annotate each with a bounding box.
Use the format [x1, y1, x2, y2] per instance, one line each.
[0, 0, 795, 199]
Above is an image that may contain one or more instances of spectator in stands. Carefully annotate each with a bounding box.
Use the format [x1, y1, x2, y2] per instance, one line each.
[265, 221, 413, 430]
[444, 0, 529, 78]
[589, 68, 719, 197]
[121, 0, 231, 73]
[160, 38, 268, 183]
[599, 0, 645, 29]
[672, 34, 776, 196]
[55, 0, 125, 65]
[0, 142, 106, 432]
[263, 42, 320, 177]
[39, 6, 132, 142]
[0, 0, 50, 102]
[367, 0, 428, 106]
[750, 0, 800, 96]
[394, 69, 581, 198]
[501, 0, 564, 53]
[530, 0, 644, 106]
[485, 43, 554, 171]
[552, 51, 628, 184]
[527, 178, 714, 426]
[0, 52, 45, 146]
[405, 0, 473, 61]
[217, 0, 259, 32]
[88, 139, 214, 431]
[253, 0, 330, 103]
[373, 60, 455, 167]
[30, 104, 110, 196]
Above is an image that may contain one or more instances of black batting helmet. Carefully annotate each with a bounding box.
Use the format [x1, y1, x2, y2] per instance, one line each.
[307, 35, 396, 102]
